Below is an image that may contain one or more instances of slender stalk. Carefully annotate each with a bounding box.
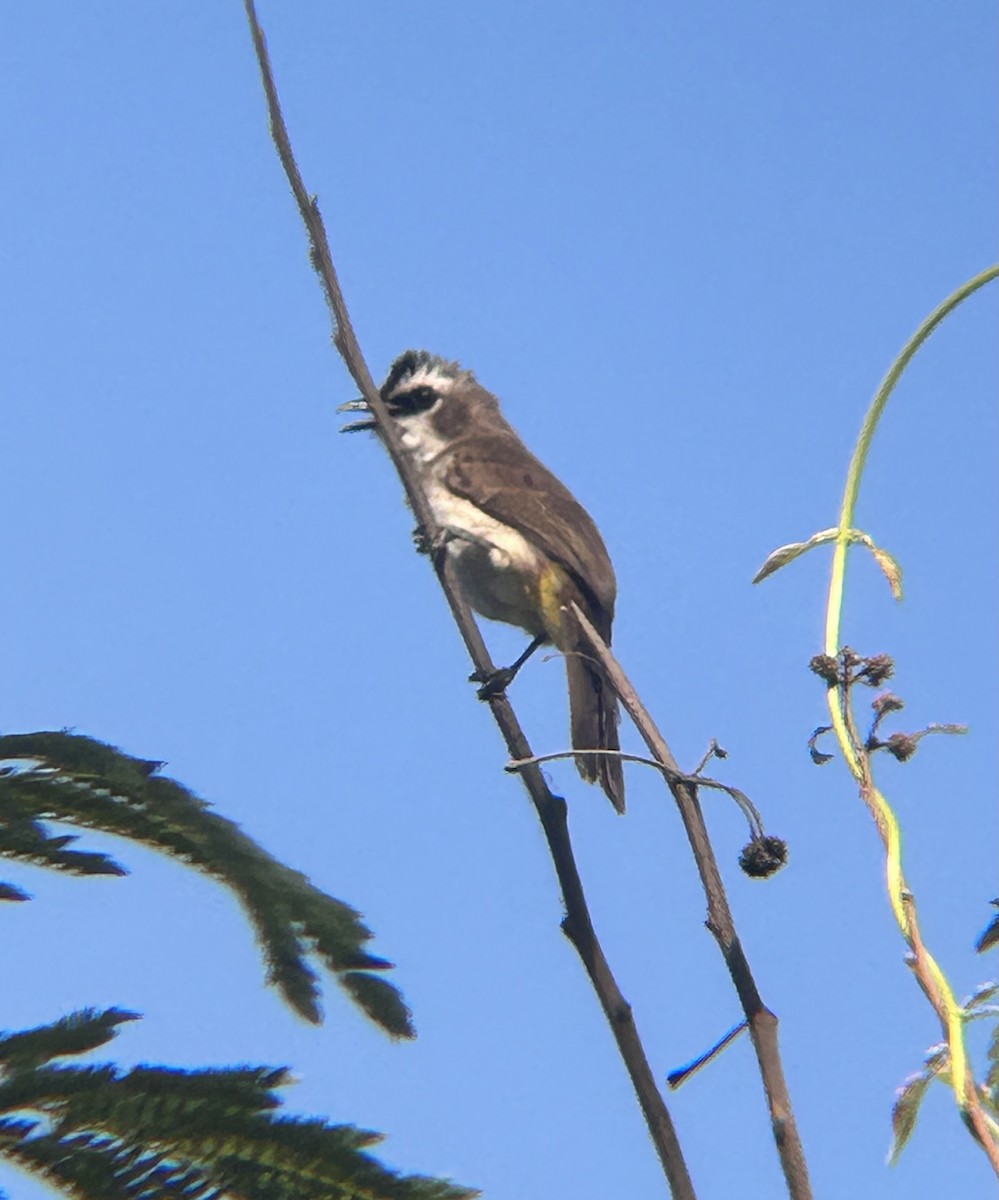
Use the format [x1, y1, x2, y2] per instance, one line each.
[242, 3, 696, 1194]
[824, 264, 999, 659]
[822, 267, 999, 1172]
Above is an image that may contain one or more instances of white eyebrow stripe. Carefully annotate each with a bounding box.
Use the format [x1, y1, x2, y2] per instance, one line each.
[391, 364, 458, 397]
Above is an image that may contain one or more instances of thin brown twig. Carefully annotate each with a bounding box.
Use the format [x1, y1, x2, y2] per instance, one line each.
[508, 749, 766, 839]
[508, 748, 678, 772]
[691, 739, 727, 777]
[570, 602, 813, 1200]
[241, 3, 696, 1195]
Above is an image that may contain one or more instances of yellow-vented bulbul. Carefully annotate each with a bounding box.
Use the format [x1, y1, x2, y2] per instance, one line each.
[343, 350, 624, 812]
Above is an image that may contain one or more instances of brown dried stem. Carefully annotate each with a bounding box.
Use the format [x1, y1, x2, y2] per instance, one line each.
[242, 3, 695, 1195]
[571, 603, 813, 1200]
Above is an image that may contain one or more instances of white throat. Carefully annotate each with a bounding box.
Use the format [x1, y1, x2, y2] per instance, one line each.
[394, 407, 450, 466]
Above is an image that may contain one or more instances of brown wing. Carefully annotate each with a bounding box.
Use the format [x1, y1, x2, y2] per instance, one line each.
[444, 431, 616, 629]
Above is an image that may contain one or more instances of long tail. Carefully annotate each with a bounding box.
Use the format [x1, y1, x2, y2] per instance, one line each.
[566, 654, 625, 813]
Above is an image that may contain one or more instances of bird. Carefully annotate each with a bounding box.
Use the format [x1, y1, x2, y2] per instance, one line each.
[342, 350, 624, 812]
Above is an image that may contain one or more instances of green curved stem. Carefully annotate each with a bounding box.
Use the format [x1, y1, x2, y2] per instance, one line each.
[824, 263, 999, 658]
[821, 264, 999, 1160]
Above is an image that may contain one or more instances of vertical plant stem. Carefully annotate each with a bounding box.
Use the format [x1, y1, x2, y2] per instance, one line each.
[822, 265, 999, 1161]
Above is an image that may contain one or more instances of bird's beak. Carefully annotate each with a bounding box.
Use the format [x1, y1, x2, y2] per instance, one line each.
[337, 397, 378, 433]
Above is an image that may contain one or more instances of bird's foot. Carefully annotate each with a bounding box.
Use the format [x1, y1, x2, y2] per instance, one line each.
[470, 634, 547, 699]
[412, 524, 433, 556]
[470, 665, 518, 700]
[413, 524, 456, 569]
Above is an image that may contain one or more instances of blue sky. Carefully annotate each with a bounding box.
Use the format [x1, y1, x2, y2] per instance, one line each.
[2, 4, 996, 1197]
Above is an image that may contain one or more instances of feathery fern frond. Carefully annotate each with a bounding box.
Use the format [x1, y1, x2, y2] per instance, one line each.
[5, 1130, 218, 1200]
[0, 732, 412, 1035]
[0, 815, 127, 878]
[0, 1011, 478, 1200]
[0, 1009, 140, 1073]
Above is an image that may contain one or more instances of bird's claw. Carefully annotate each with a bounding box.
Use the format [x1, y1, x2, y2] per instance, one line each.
[413, 525, 453, 568]
[470, 666, 517, 700]
[412, 525, 433, 556]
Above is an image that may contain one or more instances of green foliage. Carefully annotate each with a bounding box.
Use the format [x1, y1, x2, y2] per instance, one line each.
[753, 526, 903, 599]
[756, 265, 999, 1168]
[888, 1044, 950, 1165]
[0, 731, 412, 1035]
[0, 740, 481, 1194]
[986, 1024, 999, 1099]
[0, 1009, 478, 1200]
[0, 807, 127, 880]
[889, 981, 999, 1164]
[0, 1009, 140, 1074]
[339, 973, 415, 1038]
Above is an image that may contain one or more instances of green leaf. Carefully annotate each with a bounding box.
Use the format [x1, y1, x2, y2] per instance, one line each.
[985, 1024, 999, 1096]
[963, 981, 999, 1015]
[0, 817, 127, 878]
[0, 1009, 140, 1073]
[888, 1044, 950, 1165]
[889, 1069, 933, 1165]
[753, 526, 903, 600]
[0, 1045, 479, 1199]
[6, 1130, 212, 1200]
[340, 972, 415, 1040]
[0, 731, 411, 1033]
[752, 535, 827, 583]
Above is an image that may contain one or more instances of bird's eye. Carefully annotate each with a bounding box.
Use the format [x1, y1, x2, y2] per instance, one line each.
[388, 385, 439, 415]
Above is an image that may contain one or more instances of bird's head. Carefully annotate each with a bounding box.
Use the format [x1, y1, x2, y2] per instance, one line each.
[340, 350, 495, 445]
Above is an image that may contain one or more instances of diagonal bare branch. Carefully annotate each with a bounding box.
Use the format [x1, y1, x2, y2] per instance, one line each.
[241, 2, 695, 1195]
[570, 602, 812, 1200]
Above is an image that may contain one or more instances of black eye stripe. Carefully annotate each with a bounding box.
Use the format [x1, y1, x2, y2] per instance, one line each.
[388, 385, 440, 415]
